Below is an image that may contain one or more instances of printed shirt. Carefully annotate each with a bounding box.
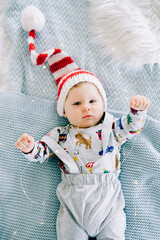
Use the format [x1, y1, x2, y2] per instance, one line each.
[25, 109, 147, 174]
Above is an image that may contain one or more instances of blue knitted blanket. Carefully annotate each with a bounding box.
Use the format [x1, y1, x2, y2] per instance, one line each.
[1, 0, 159, 239]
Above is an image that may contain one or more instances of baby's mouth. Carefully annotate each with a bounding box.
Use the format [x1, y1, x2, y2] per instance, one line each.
[82, 115, 93, 119]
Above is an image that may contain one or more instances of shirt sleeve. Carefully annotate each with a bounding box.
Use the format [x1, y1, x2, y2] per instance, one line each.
[113, 108, 147, 145]
[23, 127, 60, 163]
[23, 141, 52, 163]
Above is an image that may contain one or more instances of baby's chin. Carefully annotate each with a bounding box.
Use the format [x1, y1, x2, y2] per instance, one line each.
[72, 119, 100, 129]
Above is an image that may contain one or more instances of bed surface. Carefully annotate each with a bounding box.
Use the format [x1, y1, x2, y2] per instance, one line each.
[0, 1, 159, 239]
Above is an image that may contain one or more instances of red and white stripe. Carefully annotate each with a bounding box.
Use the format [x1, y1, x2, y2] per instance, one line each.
[28, 30, 78, 85]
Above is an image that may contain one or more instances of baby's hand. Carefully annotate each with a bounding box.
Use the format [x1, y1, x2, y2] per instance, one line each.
[15, 133, 35, 154]
[130, 95, 150, 111]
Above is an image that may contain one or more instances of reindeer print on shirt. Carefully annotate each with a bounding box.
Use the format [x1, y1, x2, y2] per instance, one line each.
[75, 131, 92, 150]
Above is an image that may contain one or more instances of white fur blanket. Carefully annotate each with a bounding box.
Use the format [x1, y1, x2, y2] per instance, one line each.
[88, 0, 160, 69]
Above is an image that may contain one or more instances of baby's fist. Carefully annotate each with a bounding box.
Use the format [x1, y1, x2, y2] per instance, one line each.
[15, 133, 35, 154]
[130, 95, 150, 111]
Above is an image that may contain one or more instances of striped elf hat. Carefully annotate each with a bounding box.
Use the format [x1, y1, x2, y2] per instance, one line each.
[21, 6, 107, 116]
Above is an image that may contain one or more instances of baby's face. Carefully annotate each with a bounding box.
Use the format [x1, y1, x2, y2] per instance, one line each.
[64, 82, 104, 128]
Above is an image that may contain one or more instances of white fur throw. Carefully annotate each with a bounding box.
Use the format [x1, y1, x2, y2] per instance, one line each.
[88, 0, 160, 69]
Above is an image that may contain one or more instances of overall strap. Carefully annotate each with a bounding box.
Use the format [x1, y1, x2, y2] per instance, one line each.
[102, 112, 114, 155]
[41, 135, 80, 173]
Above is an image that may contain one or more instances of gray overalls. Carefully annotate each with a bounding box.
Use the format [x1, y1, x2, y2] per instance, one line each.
[41, 113, 126, 239]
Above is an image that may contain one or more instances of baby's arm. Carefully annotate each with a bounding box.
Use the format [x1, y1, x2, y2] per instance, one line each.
[15, 133, 51, 163]
[113, 95, 150, 145]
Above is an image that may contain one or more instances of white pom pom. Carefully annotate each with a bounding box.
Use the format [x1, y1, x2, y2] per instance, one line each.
[21, 5, 45, 32]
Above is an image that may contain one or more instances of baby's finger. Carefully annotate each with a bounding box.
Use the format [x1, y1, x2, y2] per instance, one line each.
[141, 96, 146, 108]
[19, 139, 28, 147]
[134, 97, 139, 107]
[130, 99, 135, 107]
[130, 97, 140, 109]
[21, 133, 33, 146]
[21, 133, 30, 142]
[140, 96, 147, 109]
[145, 99, 150, 108]
[136, 97, 143, 108]
[15, 139, 27, 150]
[142, 97, 150, 110]
[23, 133, 34, 144]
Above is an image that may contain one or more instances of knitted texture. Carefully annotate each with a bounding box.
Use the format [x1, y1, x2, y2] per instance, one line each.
[1, 0, 160, 239]
[0, 92, 159, 240]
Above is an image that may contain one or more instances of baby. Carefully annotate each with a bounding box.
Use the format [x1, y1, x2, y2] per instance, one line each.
[15, 23, 150, 240]
[15, 80, 149, 240]
[18, 7, 150, 239]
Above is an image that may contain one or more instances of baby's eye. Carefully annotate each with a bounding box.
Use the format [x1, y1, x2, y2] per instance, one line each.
[73, 102, 81, 106]
[89, 100, 96, 103]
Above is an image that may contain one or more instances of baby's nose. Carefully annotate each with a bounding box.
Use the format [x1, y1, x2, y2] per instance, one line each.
[82, 104, 91, 111]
